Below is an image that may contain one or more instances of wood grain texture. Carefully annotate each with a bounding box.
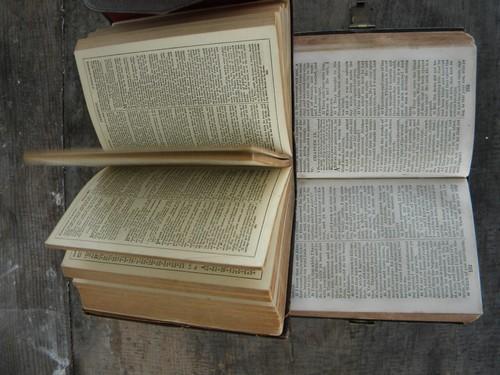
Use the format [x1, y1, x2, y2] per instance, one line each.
[0, 1, 71, 374]
[292, 0, 466, 32]
[1, 0, 498, 374]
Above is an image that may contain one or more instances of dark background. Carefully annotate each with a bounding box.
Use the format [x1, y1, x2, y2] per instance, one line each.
[1, 0, 498, 374]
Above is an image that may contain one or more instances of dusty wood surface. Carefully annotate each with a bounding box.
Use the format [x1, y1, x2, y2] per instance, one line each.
[0, 0, 72, 374]
[1, 0, 499, 374]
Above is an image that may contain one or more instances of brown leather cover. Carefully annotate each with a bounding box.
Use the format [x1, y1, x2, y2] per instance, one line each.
[82, 0, 202, 14]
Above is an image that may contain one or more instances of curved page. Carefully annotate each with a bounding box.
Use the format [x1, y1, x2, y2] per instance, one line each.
[76, 26, 291, 155]
[47, 166, 291, 268]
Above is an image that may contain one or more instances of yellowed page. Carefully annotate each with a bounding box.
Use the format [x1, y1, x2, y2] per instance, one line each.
[47, 166, 291, 268]
[76, 25, 291, 155]
[294, 33, 476, 178]
[64, 249, 264, 281]
[61, 177, 290, 291]
[62, 170, 292, 300]
[290, 178, 482, 318]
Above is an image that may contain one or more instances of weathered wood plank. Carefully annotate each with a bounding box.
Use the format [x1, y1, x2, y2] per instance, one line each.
[0, 1, 71, 374]
[464, 0, 500, 369]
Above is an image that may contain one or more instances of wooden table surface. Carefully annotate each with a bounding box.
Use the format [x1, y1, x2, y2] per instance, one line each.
[1, 0, 498, 374]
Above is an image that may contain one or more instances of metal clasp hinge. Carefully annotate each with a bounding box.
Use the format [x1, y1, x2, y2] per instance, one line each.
[349, 1, 376, 30]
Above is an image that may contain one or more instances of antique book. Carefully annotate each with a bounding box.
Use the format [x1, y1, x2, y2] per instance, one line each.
[289, 31, 482, 323]
[26, 1, 294, 336]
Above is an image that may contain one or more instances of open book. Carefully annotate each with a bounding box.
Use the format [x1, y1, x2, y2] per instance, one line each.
[290, 31, 482, 323]
[26, 1, 294, 336]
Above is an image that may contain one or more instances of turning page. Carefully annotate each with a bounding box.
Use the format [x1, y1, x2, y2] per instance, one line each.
[47, 166, 291, 268]
[294, 32, 476, 178]
[76, 26, 291, 155]
[290, 178, 482, 318]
